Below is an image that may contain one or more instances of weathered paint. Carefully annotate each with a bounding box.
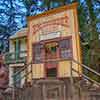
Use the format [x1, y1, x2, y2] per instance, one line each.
[32, 64, 45, 79]
[58, 61, 71, 77]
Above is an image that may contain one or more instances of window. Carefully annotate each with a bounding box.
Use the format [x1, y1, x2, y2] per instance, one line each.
[33, 43, 43, 63]
[59, 39, 72, 59]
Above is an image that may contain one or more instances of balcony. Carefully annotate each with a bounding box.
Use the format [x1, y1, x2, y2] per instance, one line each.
[4, 51, 27, 64]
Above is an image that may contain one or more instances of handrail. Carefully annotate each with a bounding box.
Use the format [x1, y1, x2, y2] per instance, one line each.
[72, 68, 100, 86]
[11, 58, 71, 87]
[72, 59, 100, 77]
[71, 59, 100, 86]
[11, 58, 100, 87]
[12, 61, 32, 77]
[11, 61, 33, 87]
[12, 58, 100, 79]
[12, 69, 32, 86]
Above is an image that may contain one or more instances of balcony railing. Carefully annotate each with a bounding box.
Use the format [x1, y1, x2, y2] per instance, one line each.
[4, 51, 27, 64]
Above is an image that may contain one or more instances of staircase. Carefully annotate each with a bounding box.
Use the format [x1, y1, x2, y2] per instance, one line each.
[2, 59, 100, 100]
[70, 59, 100, 100]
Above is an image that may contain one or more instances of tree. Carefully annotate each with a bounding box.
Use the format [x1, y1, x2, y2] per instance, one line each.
[0, 0, 27, 52]
[40, 0, 71, 10]
[76, 0, 100, 66]
[83, 0, 100, 69]
[76, 0, 100, 81]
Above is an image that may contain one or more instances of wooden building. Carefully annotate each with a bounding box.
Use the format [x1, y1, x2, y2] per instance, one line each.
[5, 28, 27, 87]
[27, 3, 82, 81]
[3, 3, 83, 100]
[6, 2, 82, 88]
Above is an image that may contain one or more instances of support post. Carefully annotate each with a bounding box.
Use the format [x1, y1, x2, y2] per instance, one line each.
[70, 60, 74, 85]
[31, 62, 33, 81]
[70, 60, 74, 100]
[12, 78, 15, 100]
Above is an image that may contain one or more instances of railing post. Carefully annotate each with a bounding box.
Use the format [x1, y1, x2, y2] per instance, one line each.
[70, 60, 74, 100]
[12, 78, 15, 100]
[25, 64, 28, 84]
[70, 60, 74, 85]
[31, 61, 33, 81]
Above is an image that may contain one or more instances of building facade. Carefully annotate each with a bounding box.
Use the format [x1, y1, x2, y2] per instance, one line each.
[6, 3, 82, 88]
[3, 3, 83, 100]
[27, 3, 82, 81]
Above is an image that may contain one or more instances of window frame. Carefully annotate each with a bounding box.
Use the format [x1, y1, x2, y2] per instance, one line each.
[32, 36, 72, 64]
[59, 39, 72, 59]
[32, 43, 44, 64]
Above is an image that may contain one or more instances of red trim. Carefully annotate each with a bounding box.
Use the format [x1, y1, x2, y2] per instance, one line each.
[32, 36, 73, 79]
[32, 36, 72, 64]
[46, 62, 57, 69]
[32, 36, 72, 45]
[45, 62, 58, 78]
[32, 16, 69, 34]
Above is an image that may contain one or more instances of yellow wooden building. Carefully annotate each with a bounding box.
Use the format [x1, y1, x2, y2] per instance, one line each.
[4, 3, 100, 100]
[6, 3, 82, 87]
[27, 3, 82, 81]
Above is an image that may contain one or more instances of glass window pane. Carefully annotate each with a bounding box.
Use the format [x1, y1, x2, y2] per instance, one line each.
[59, 39, 72, 59]
[59, 39, 70, 49]
[33, 43, 43, 63]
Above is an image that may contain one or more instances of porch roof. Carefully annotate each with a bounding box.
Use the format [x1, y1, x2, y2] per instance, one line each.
[10, 28, 28, 40]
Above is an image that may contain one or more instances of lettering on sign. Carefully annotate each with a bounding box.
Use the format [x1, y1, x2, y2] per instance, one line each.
[40, 31, 61, 41]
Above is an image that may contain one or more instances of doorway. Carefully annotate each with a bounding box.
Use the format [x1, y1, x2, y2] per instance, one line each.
[47, 67, 57, 77]
[46, 62, 57, 78]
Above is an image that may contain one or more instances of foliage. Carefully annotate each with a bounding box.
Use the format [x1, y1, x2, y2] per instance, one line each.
[0, 0, 100, 62]
[0, 0, 27, 52]
[77, 0, 100, 81]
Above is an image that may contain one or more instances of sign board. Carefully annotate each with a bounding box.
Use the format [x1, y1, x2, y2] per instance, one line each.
[40, 31, 61, 41]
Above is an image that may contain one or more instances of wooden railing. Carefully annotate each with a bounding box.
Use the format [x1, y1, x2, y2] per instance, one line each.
[71, 59, 100, 86]
[9, 58, 100, 92]
[4, 51, 27, 64]
[2, 58, 100, 100]
[12, 61, 33, 87]
[11, 58, 100, 87]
